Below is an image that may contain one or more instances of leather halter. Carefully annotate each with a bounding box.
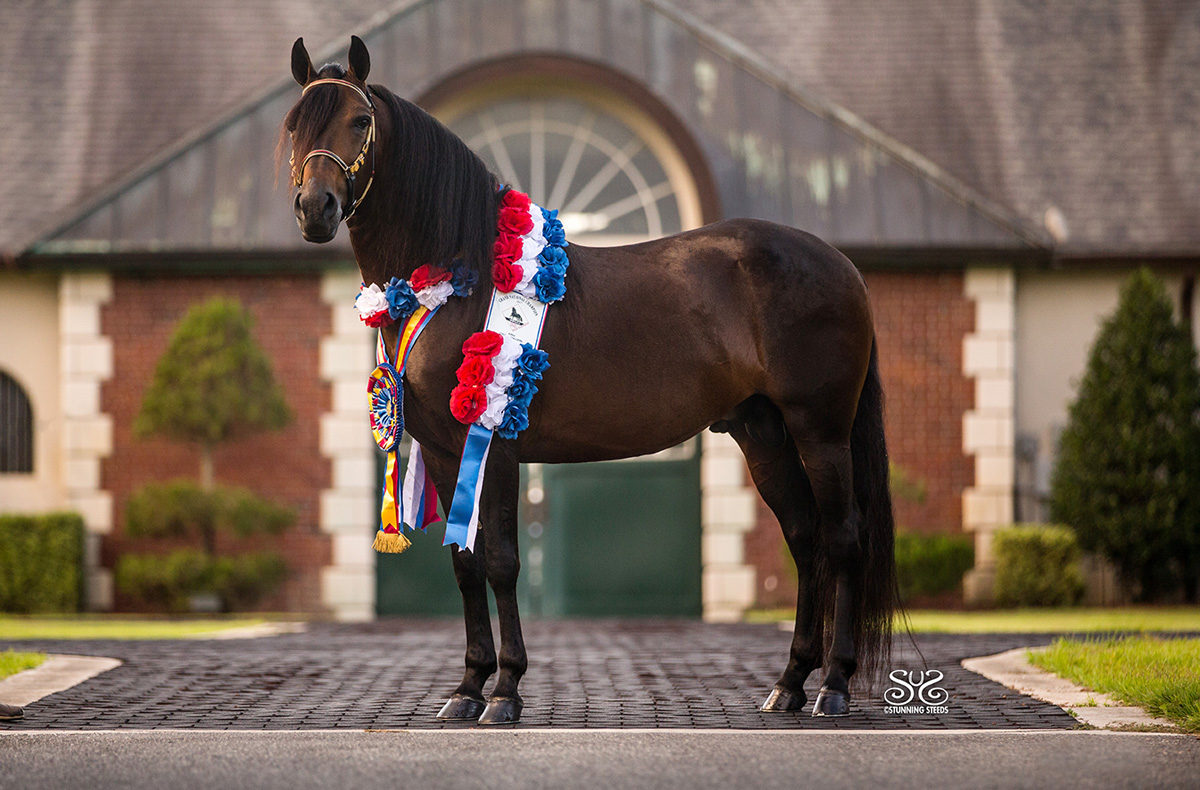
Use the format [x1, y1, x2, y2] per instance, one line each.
[291, 78, 376, 222]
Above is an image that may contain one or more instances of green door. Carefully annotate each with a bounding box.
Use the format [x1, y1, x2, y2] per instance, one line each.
[376, 439, 701, 617]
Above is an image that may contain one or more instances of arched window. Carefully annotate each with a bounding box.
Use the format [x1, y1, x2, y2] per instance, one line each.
[430, 76, 707, 247]
[0, 371, 34, 473]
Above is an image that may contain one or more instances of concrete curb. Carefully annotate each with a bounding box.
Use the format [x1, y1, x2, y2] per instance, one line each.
[962, 647, 1178, 731]
[182, 621, 308, 640]
[0, 655, 122, 707]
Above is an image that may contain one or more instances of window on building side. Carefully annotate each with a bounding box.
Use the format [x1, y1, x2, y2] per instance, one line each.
[0, 371, 34, 473]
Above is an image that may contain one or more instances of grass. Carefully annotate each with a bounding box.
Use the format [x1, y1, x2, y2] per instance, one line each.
[1028, 636, 1200, 733]
[0, 615, 272, 641]
[745, 606, 1200, 633]
[0, 649, 45, 680]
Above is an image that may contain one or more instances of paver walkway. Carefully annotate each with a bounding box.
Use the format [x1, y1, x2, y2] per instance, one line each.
[1, 620, 1079, 730]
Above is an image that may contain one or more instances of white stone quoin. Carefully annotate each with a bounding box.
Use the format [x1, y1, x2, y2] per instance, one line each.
[701, 430, 757, 621]
[59, 273, 115, 610]
[318, 270, 378, 621]
[961, 267, 1017, 604]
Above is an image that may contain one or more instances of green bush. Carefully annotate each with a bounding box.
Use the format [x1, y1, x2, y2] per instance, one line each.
[1050, 268, 1200, 601]
[993, 524, 1085, 607]
[116, 549, 287, 613]
[894, 531, 974, 603]
[126, 480, 295, 549]
[0, 513, 85, 613]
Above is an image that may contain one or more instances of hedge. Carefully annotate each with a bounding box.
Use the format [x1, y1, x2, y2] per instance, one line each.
[993, 524, 1085, 607]
[894, 531, 975, 603]
[0, 513, 85, 613]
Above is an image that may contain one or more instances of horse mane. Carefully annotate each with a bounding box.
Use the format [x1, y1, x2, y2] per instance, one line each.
[280, 64, 500, 280]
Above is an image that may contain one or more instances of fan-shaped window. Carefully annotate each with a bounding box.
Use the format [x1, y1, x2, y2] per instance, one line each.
[433, 83, 704, 246]
[0, 371, 33, 473]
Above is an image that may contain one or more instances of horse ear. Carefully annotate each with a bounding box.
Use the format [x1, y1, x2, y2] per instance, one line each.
[348, 35, 370, 82]
[292, 38, 316, 86]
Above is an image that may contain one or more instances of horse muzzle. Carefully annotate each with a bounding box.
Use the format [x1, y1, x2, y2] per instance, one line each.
[294, 188, 342, 243]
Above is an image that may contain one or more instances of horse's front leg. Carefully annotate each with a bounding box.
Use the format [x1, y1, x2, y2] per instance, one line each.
[477, 447, 526, 725]
[425, 453, 496, 721]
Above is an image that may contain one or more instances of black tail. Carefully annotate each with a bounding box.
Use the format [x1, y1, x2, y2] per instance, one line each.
[848, 338, 896, 684]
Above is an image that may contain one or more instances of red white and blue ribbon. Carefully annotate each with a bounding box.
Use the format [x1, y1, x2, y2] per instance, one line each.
[443, 189, 565, 551]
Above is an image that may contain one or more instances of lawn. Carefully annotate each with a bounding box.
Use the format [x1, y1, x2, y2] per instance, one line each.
[1028, 636, 1200, 733]
[745, 606, 1200, 633]
[0, 649, 45, 680]
[0, 616, 271, 641]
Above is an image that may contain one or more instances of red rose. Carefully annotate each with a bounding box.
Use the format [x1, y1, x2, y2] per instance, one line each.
[409, 264, 451, 292]
[449, 384, 488, 424]
[456, 354, 496, 387]
[492, 261, 523, 292]
[493, 232, 523, 265]
[363, 310, 392, 328]
[501, 189, 531, 212]
[462, 330, 503, 358]
[497, 205, 534, 236]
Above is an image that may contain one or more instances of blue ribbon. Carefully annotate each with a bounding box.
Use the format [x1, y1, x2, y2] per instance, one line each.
[443, 423, 494, 550]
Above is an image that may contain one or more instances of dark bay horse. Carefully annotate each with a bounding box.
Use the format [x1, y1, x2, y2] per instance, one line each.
[285, 36, 896, 725]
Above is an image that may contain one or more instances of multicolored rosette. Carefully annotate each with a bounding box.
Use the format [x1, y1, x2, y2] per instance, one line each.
[448, 330, 550, 439]
[367, 363, 403, 451]
[491, 190, 569, 304]
[354, 263, 470, 327]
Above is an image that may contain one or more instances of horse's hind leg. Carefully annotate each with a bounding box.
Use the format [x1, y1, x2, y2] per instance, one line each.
[791, 438, 861, 716]
[718, 397, 823, 712]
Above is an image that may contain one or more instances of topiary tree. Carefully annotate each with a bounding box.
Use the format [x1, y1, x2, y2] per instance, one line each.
[121, 298, 295, 612]
[135, 297, 292, 489]
[1050, 268, 1200, 602]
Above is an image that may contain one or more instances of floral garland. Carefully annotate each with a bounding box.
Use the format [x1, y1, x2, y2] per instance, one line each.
[354, 188, 567, 442]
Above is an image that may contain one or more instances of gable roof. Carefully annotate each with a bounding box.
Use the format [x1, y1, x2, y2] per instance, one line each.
[8, 1, 1180, 261]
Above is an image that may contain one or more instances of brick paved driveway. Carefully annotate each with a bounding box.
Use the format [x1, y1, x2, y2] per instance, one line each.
[1, 621, 1078, 730]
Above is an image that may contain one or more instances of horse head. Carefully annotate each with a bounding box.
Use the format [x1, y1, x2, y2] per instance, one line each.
[285, 36, 375, 243]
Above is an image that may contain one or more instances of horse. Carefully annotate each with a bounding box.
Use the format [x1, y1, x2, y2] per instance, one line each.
[284, 36, 896, 725]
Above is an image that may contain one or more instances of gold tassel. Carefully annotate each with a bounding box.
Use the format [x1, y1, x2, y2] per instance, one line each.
[373, 530, 412, 554]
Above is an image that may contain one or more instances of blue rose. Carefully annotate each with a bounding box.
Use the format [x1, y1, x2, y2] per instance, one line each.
[507, 376, 538, 406]
[386, 277, 419, 319]
[450, 262, 477, 297]
[498, 404, 530, 439]
[533, 268, 567, 303]
[541, 208, 567, 247]
[517, 346, 550, 380]
[537, 244, 569, 275]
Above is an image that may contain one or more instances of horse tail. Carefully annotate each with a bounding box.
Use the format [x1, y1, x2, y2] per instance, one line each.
[848, 336, 896, 685]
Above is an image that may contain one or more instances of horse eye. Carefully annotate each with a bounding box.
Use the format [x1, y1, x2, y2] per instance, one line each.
[354, 116, 371, 131]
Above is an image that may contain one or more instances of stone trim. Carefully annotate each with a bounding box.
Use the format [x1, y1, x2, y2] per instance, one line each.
[961, 268, 1016, 605]
[317, 271, 377, 622]
[59, 273, 114, 611]
[701, 431, 756, 622]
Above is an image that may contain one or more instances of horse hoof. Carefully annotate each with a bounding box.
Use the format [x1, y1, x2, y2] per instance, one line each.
[812, 687, 850, 717]
[760, 685, 807, 712]
[477, 696, 523, 725]
[436, 694, 486, 720]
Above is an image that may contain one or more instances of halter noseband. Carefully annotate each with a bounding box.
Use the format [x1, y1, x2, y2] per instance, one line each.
[291, 78, 377, 222]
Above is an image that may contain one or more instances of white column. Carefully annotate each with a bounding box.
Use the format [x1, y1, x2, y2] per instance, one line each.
[701, 431, 757, 622]
[961, 267, 1016, 605]
[318, 270, 378, 622]
[59, 273, 114, 610]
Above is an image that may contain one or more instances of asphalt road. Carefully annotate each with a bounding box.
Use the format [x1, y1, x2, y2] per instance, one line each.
[2, 730, 1198, 790]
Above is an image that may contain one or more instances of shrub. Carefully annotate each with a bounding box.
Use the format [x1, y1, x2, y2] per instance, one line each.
[993, 524, 1085, 607]
[894, 531, 974, 603]
[116, 549, 287, 613]
[126, 480, 295, 550]
[0, 513, 85, 613]
[1050, 268, 1200, 601]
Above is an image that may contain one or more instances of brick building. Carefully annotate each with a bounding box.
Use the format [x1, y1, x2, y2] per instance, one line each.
[2, 0, 1196, 618]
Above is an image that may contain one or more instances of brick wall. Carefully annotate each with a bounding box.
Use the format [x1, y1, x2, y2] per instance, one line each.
[745, 270, 976, 608]
[101, 275, 333, 613]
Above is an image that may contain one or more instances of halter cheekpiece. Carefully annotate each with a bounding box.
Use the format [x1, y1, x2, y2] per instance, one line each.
[291, 77, 376, 222]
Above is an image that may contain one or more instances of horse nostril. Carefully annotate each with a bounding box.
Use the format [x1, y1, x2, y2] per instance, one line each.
[293, 191, 303, 218]
[323, 192, 338, 221]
